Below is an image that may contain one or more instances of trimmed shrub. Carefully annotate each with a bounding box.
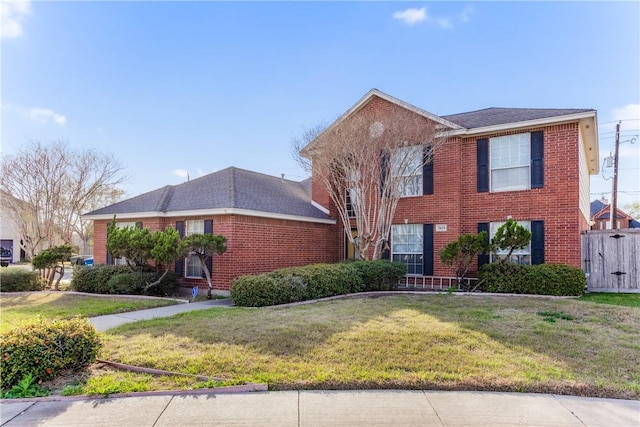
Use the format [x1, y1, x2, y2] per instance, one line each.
[348, 260, 406, 291]
[0, 269, 46, 292]
[106, 271, 179, 296]
[231, 274, 305, 307]
[0, 317, 101, 390]
[478, 263, 586, 296]
[71, 264, 130, 294]
[231, 263, 365, 307]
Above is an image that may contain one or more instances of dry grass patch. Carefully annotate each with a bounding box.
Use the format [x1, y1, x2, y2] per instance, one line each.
[88, 295, 640, 399]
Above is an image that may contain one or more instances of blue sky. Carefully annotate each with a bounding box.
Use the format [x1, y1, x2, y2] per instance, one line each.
[2, 1, 639, 208]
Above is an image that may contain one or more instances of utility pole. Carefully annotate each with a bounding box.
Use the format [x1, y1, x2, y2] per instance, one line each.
[610, 121, 620, 229]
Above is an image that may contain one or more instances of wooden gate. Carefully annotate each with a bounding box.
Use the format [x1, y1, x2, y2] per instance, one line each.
[581, 229, 640, 292]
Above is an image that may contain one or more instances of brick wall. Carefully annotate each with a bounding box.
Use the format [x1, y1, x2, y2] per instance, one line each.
[93, 214, 340, 291]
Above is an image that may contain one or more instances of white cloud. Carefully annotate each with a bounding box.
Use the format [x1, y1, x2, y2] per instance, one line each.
[173, 169, 190, 179]
[0, 0, 30, 39]
[393, 7, 426, 26]
[459, 5, 474, 23]
[611, 104, 640, 131]
[393, 5, 473, 28]
[28, 108, 67, 126]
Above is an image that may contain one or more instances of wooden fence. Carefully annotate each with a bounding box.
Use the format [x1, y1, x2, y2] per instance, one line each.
[581, 229, 640, 293]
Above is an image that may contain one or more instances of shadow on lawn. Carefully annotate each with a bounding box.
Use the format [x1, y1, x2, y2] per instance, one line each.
[105, 293, 640, 398]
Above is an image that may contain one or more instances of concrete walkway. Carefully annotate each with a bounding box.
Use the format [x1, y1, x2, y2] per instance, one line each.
[89, 298, 234, 331]
[2, 390, 638, 426]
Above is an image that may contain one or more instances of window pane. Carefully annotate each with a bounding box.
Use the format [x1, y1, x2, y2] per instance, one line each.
[490, 133, 530, 192]
[491, 166, 529, 192]
[392, 224, 423, 275]
[186, 220, 204, 236]
[391, 146, 423, 197]
[186, 255, 202, 277]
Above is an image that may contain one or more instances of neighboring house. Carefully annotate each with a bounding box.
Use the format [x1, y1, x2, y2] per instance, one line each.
[86, 89, 600, 291]
[82, 167, 340, 293]
[590, 198, 640, 230]
[0, 191, 28, 264]
[307, 89, 599, 278]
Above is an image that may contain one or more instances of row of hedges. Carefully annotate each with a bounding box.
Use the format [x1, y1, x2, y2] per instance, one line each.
[231, 260, 407, 307]
[71, 265, 179, 296]
[0, 318, 101, 390]
[478, 263, 586, 296]
[0, 269, 46, 292]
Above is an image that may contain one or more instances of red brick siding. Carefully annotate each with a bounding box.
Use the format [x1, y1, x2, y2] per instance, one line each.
[93, 214, 340, 291]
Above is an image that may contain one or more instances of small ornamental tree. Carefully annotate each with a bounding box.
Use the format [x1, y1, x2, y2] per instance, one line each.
[180, 234, 227, 299]
[439, 232, 489, 290]
[32, 244, 73, 290]
[491, 219, 532, 264]
[106, 217, 182, 291]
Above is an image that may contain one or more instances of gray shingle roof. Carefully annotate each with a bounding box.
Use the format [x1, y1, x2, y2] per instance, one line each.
[85, 167, 329, 220]
[442, 108, 594, 129]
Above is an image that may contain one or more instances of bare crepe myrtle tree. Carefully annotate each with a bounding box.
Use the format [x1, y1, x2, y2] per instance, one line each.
[293, 105, 451, 260]
[0, 141, 127, 259]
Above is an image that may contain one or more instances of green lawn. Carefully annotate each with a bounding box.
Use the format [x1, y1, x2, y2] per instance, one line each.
[0, 293, 179, 333]
[579, 292, 640, 308]
[85, 294, 640, 399]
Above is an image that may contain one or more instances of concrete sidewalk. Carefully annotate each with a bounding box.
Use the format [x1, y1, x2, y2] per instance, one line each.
[89, 298, 234, 331]
[1, 390, 638, 426]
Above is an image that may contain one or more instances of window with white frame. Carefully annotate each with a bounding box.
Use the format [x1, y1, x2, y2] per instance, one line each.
[184, 220, 205, 278]
[490, 220, 531, 265]
[391, 224, 423, 275]
[391, 145, 423, 197]
[490, 133, 530, 192]
[345, 189, 356, 217]
[114, 221, 137, 266]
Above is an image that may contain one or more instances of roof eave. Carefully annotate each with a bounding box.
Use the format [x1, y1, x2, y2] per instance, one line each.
[82, 208, 336, 225]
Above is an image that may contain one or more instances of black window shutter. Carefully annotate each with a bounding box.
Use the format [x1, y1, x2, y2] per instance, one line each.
[423, 147, 434, 195]
[531, 220, 545, 265]
[381, 234, 391, 260]
[477, 139, 489, 192]
[106, 222, 113, 265]
[423, 224, 434, 275]
[175, 221, 185, 276]
[204, 220, 213, 276]
[380, 151, 389, 196]
[478, 222, 490, 268]
[531, 131, 544, 189]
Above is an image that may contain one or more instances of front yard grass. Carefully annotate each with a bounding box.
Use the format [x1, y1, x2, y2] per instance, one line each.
[579, 292, 640, 308]
[0, 293, 179, 333]
[89, 294, 639, 399]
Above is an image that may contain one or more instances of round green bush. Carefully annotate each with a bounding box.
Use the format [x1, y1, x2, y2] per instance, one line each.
[0, 270, 46, 292]
[0, 317, 102, 390]
[106, 271, 179, 296]
[347, 260, 406, 291]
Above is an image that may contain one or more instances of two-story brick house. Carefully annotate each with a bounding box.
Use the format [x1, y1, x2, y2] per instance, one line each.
[306, 89, 598, 283]
[84, 89, 599, 292]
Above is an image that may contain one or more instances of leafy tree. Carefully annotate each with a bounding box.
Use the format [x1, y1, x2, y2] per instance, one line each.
[180, 234, 227, 299]
[624, 201, 640, 220]
[32, 244, 73, 290]
[440, 232, 489, 290]
[491, 219, 532, 264]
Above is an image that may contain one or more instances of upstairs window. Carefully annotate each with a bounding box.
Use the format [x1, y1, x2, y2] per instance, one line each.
[490, 133, 531, 192]
[390, 145, 423, 197]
